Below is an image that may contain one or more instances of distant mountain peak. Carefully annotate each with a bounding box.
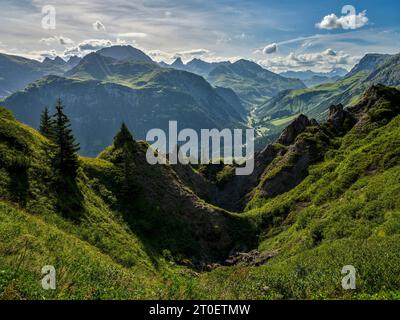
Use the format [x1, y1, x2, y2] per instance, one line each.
[53, 56, 66, 64]
[189, 58, 202, 63]
[186, 58, 205, 67]
[42, 56, 66, 66]
[96, 45, 153, 63]
[158, 61, 170, 68]
[171, 57, 184, 67]
[347, 53, 392, 77]
[233, 58, 256, 66]
[231, 59, 267, 73]
[67, 55, 81, 63]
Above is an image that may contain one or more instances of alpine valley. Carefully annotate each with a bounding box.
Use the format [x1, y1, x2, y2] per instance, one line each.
[1, 43, 400, 300]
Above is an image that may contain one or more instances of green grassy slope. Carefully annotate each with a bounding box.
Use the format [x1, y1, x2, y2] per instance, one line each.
[256, 71, 368, 122]
[184, 86, 400, 299]
[1, 84, 400, 300]
[255, 53, 400, 128]
[0, 106, 255, 299]
[0, 53, 65, 98]
[207, 59, 305, 109]
[252, 54, 400, 150]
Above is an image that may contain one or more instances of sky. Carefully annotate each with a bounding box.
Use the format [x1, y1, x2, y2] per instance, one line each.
[0, 0, 399, 72]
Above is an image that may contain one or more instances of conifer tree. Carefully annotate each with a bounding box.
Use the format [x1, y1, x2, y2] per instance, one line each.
[113, 123, 137, 203]
[39, 106, 54, 138]
[113, 122, 134, 149]
[52, 98, 80, 179]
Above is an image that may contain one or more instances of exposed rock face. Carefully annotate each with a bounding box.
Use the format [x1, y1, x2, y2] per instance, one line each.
[328, 104, 344, 122]
[277, 114, 313, 146]
[257, 137, 320, 200]
[327, 104, 355, 131]
[171, 115, 319, 212]
[224, 249, 277, 267]
[173, 86, 399, 214]
[346, 53, 392, 77]
[212, 144, 283, 211]
[349, 84, 400, 118]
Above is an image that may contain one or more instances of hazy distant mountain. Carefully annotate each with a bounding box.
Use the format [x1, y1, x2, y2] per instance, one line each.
[65, 52, 157, 80]
[188, 59, 230, 76]
[170, 57, 185, 69]
[0, 53, 64, 98]
[280, 68, 347, 80]
[214, 86, 247, 118]
[365, 53, 400, 86]
[41, 56, 66, 68]
[346, 53, 392, 77]
[280, 68, 348, 87]
[255, 53, 398, 125]
[161, 58, 228, 77]
[65, 55, 82, 70]
[160, 58, 304, 108]
[158, 61, 171, 68]
[97, 45, 154, 63]
[207, 59, 306, 108]
[3, 53, 245, 155]
[303, 75, 342, 87]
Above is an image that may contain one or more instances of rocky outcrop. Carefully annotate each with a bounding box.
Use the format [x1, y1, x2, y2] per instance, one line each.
[211, 144, 283, 211]
[174, 85, 399, 214]
[171, 115, 320, 212]
[277, 114, 315, 146]
[224, 249, 277, 267]
[327, 104, 356, 133]
[256, 137, 320, 200]
[348, 84, 400, 119]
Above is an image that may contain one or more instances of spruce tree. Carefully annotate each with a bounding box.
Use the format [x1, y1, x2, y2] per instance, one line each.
[39, 106, 54, 138]
[113, 123, 137, 203]
[52, 98, 80, 179]
[113, 122, 134, 149]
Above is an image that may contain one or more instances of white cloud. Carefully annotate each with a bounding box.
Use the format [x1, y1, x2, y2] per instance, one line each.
[7, 49, 59, 61]
[173, 49, 215, 62]
[235, 33, 247, 40]
[78, 39, 112, 51]
[147, 48, 211, 63]
[259, 49, 358, 73]
[262, 43, 277, 54]
[62, 39, 130, 58]
[147, 48, 238, 64]
[175, 49, 210, 57]
[147, 49, 172, 62]
[117, 32, 147, 38]
[92, 20, 106, 31]
[40, 36, 74, 46]
[316, 10, 368, 30]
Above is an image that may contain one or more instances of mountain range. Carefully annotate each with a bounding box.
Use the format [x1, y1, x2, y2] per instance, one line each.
[2, 52, 245, 156]
[0, 45, 307, 155]
[280, 68, 348, 87]
[163, 57, 306, 108]
[253, 53, 400, 138]
[1, 46, 400, 158]
[0, 53, 84, 98]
